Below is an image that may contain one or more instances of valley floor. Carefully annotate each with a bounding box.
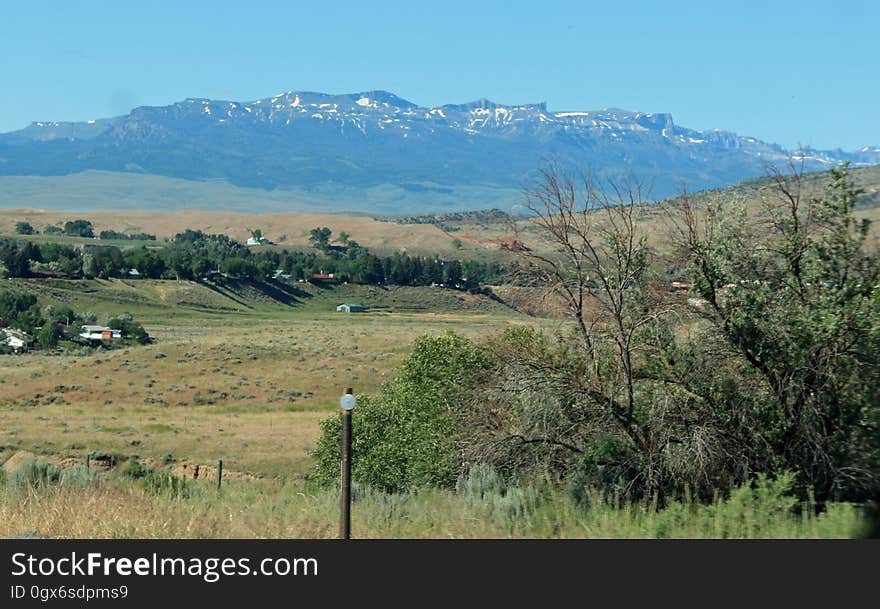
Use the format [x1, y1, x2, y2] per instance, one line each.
[0, 277, 870, 539]
[0, 278, 534, 479]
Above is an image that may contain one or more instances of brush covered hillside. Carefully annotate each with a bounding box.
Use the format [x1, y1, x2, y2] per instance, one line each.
[1, 89, 878, 213]
[2, 165, 878, 259]
[0, 207, 486, 259]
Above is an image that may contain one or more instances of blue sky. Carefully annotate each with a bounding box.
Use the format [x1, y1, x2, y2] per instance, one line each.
[1, 0, 876, 149]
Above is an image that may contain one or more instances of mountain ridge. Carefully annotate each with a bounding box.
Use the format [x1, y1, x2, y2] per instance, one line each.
[1, 89, 878, 212]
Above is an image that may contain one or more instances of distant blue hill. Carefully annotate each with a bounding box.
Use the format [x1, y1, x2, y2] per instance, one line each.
[0, 90, 877, 212]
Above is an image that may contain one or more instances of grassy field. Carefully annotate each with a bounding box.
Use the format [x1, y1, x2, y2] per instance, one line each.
[0, 208, 466, 257]
[0, 278, 537, 480]
[0, 465, 865, 539]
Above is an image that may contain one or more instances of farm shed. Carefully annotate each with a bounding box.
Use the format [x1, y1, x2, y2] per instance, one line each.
[336, 304, 364, 313]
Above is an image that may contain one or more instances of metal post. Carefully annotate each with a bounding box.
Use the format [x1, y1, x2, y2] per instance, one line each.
[217, 459, 223, 491]
[340, 387, 354, 539]
[85, 453, 90, 469]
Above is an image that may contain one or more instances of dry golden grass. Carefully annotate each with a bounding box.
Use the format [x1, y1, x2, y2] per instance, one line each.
[0, 478, 864, 539]
[0, 208, 479, 256]
[2, 166, 878, 262]
[0, 310, 531, 479]
[0, 482, 336, 539]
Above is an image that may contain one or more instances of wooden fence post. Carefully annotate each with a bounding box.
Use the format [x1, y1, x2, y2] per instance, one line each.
[340, 387, 356, 540]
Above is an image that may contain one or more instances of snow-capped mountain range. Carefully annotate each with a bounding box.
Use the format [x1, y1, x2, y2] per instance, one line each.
[1, 89, 877, 210]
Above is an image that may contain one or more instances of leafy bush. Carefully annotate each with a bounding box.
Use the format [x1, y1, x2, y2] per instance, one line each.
[455, 465, 543, 526]
[37, 323, 63, 349]
[108, 315, 151, 345]
[124, 457, 150, 479]
[310, 332, 490, 493]
[63, 219, 94, 238]
[0, 291, 42, 333]
[680, 165, 880, 502]
[15, 222, 35, 235]
[62, 464, 100, 486]
[455, 463, 507, 499]
[8, 458, 64, 490]
[140, 470, 188, 498]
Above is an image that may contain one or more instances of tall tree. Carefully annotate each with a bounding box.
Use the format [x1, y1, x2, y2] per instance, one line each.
[464, 166, 747, 502]
[309, 227, 332, 251]
[15, 222, 35, 235]
[671, 162, 879, 501]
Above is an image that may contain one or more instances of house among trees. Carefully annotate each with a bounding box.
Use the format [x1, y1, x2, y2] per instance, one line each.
[246, 228, 272, 246]
[499, 236, 529, 251]
[78, 325, 122, 341]
[336, 303, 364, 313]
[2, 328, 34, 352]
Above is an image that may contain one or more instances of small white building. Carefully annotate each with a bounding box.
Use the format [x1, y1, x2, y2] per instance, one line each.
[246, 236, 271, 246]
[336, 303, 364, 313]
[79, 325, 122, 341]
[3, 329, 34, 351]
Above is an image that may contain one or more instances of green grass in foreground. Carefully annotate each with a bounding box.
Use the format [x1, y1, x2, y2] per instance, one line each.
[0, 464, 866, 539]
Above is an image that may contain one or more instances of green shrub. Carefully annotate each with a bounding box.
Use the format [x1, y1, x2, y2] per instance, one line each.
[701, 472, 800, 538]
[456, 464, 542, 527]
[456, 463, 506, 499]
[310, 332, 489, 493]
[108, 315, 151, 345]
[124, 457, 150, 480]
[37, 323, 63, 349]
[15, 222, 35, 235]
[140, 470, 188, 498]
[63, 219, 94, 238]
[62, 464, 100, 486]
[9, 458, 64, 490]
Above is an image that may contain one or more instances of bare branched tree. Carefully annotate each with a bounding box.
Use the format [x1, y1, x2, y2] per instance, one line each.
[465, 166, 747, 501]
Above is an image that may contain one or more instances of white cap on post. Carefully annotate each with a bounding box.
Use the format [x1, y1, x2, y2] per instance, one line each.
[340, 387, 356, 411]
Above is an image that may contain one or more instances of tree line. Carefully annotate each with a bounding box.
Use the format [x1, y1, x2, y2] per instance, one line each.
[15, 219, 156, 241]
[1, 226, 507, 290]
